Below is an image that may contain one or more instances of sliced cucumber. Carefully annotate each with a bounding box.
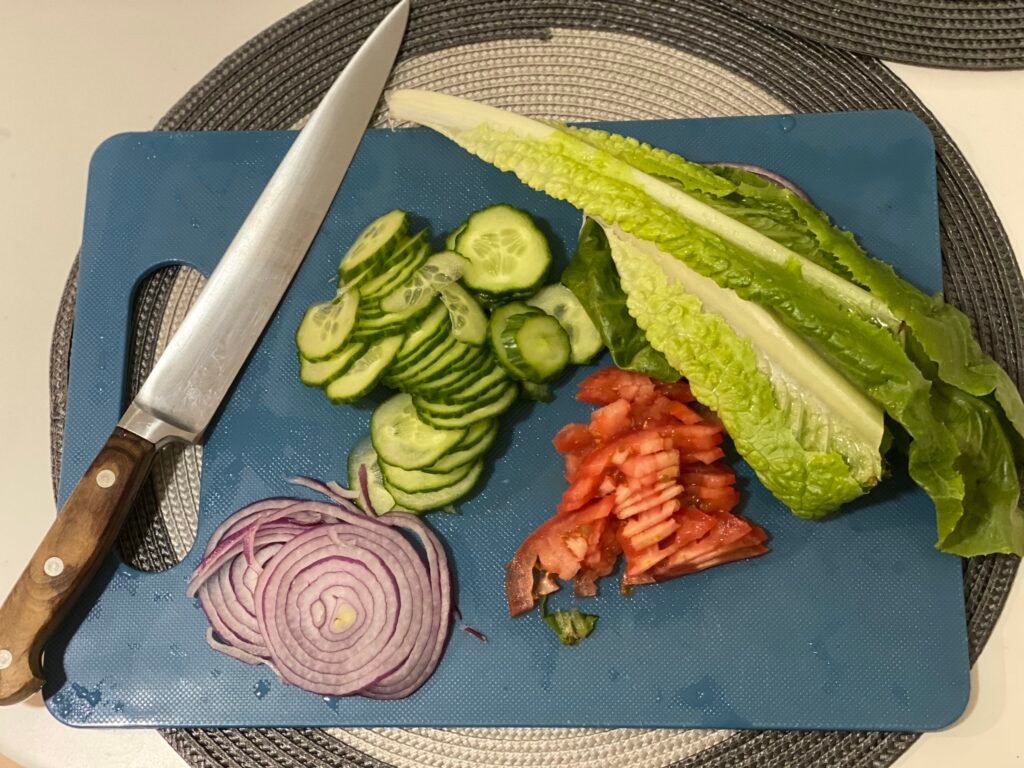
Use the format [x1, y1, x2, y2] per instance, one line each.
[347, 435, 395, 515]
[380, 456, 476, 494]
[521, 381, 554, 402]
[298, 342, 365, 387]
[413, 382, 512, 419]
[426, 420, 498, 473]
[444, 223, 467, 251]
[527, 284, 603, 364]
[359, 232, 432, 300]
[324, 335, 403, 403]
[295, 289, 360, 361]
[394, 303, 451, 361]
[387, 333, 458, 383]
[487, 302, 543, 379]
[339, 210, 409, 281]
[451, 205, 551, 301]
[500, 312, 571, 383]
[384, 460, 484, 513]
[350, 297, 439, 342]
[416, 383, 519, 429]
[451, 418, 497, 452]
[371, 393, 466, 470]
[380, 251, 467, 313]
[417, 363, 507, 403]
[439, 282, 488, 345]
[399, 342, 489, 391]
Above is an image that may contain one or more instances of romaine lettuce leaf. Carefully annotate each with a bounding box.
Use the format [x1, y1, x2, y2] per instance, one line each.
[606, 226, 881, 517]
[561, 218, 678, 382]
[387, 89, 1023, 554]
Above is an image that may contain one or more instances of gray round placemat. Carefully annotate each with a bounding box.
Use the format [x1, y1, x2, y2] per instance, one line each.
[47, 1, 1022, 766]
[721, 0, 1024, 70]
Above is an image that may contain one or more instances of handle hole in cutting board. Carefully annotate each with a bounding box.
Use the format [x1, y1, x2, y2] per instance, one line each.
[118, 265, 205, 572]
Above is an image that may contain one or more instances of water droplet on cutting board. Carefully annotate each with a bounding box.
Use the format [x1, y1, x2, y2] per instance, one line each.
[190, 217, 201, 229]
[779, 115, 796, 133]
[210, 669, 221, 679]
[254, 679, 271, 700]
[323, 695, 340, 711]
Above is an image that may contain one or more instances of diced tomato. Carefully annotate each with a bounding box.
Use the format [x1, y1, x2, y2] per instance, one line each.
[508, 369, 768, 616]
[553, 423, 594, 454]
[630, 395, 704, 429]
[620, 499, 680, 538]
[681, 465, 736, 488]
[656, 380, 694, 403]
[589, 398, 633, 441]
[616, 482, 684, 520]
[577, 367, 658, 405]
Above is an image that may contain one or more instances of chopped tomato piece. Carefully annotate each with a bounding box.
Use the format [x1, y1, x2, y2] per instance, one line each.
[589, 398, 633, 441]
[656, 380, 695, 403]
[577, 367, 658, 405]
[553, 422, 594, 454]
[507, 369, 768, 616]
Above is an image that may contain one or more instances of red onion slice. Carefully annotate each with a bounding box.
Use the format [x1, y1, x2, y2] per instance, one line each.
[190, 484, 452, 699]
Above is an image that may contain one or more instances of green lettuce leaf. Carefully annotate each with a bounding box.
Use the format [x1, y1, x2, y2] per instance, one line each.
[606, 225, 881, 517]
[561, 218, 678, 382]
[387, 89, 1021, 553]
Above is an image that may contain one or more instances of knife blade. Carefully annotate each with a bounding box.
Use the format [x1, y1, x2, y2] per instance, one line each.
[0, 0, 409, 706]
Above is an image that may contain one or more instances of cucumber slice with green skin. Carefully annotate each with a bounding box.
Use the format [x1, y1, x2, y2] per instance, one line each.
[450, 417, 497, 452]
[339, 210, 409, 281]
[350, 297, 440, 343]
[471, 287, 537, 308]
[399, 342, 489, 391]
[418, 364, 508, 404]
[416, 383, 519, 429]
[425, 420, 498, 474]
[386, 334, 458, 383]
[380, 251, 467, 313]
[324, 335, 404, 403]
[389, 308, 452, 375]
[413, 382, 512, 419]
[295, 289, 360, 361]
[527, 283, 604, 364]
[500, 312, 572, 383]
[347, 435, 396, 514]
[439, 282, 488, 345]
[451, 204, 552, 300]
[403, 345, 492, 395]
[298, 342, 365, 387]
[380, 455, 476, 494]
[371, 393, 467, 470]
[487, 302, 544, 379]
[521, 381, 554, 402]
[444, 223, 467, 251]
[358, 232, 432, 300]
[384, 460, 484, 513]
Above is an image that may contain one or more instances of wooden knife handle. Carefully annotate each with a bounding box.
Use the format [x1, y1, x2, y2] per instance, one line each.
[0, 428, 155, 705]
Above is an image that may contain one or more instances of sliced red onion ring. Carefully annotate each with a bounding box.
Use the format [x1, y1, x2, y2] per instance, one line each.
[287, 475, 359, 502]
[708, 162, 810, 201]
[190, 481, 452, 699]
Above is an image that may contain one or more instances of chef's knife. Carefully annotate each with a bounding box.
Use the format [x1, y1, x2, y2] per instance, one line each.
[0, 0, 409, 706]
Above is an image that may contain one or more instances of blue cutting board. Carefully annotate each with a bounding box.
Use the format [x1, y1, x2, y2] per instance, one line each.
[49, 111, 969, 730]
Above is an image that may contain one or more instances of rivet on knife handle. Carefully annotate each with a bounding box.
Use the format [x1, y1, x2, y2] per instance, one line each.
[0, 429, 155, 705]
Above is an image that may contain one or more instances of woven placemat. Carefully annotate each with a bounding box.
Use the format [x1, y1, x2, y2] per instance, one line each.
[48, 1, 1022, 766]
[720, 0, 1024, 70]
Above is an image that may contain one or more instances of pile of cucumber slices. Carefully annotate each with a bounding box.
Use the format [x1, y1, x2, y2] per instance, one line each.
[295, 205, 602, 513]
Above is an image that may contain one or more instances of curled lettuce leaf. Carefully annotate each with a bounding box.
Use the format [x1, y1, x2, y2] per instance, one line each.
[388, 89, 1023, 555]
[606, 225, 882, 518]
[561, 218, 678, 382]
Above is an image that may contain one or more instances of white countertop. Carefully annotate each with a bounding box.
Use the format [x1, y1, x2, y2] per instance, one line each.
[1, 2, 1022, 767]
